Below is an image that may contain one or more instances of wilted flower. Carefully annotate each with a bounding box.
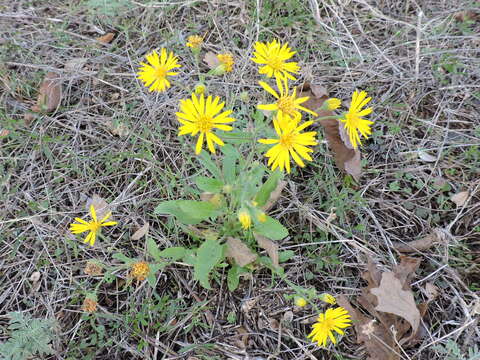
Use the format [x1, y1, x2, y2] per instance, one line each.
[186, 35, 204, 50]
[325, 98, 341, 111]
[216, 53, 234, 73]
[84, 261, 103, 276]
[130, 261, 150, 282]
[82, 297, 98, 313]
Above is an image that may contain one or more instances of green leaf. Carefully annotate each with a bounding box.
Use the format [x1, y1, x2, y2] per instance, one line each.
[197, 151, 221, 179]
[227, 265, 248, 291]
[146, 238, 161, 262]
[158, 247, 186, 261]
[255, 216, 288, 240]
[195, 176, 224, 193]
[279, 250, 295, 263]
[193, 239, 224, 289]
[254, 171, 282, 207]
[224, 131, 252, 144]
[221, 144, 239, 184]
[154, 200, 215, 224]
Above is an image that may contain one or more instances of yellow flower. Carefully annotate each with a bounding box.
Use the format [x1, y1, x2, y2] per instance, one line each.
[251, 39, 300, 81]
[238, 210, 252, 230]
[70, 205, 117, 246]
[186, 35, 203, 49]
[194, 83, 206, 95]
[308, 307, 352, 347]
[257, 212, 267, 223]
[176, 93, 235, 154]
[217, 53, 234, 73]
[258, 118, 317, 173]
[130, 261, 150, 282]
[295, 297, 307, 307]
[137, 49, 181, 92]
[326, 98, 341, 110]
[258, 77, 317, 123]
[320, 293, 337, 305]
[340, 90, 374, 148]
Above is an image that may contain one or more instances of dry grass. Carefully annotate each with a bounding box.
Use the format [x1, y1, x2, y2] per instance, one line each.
[1, 0, 479, 359]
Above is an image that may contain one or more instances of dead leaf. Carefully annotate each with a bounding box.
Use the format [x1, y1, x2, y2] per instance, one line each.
[64, 57, 87, 72]
[31, 72, 62, 113]
[262, 180, 286, 211]
[450, 191, 469, 207]
[392, 232, 439, 253]
[417, 151, 436, 162]
[86, 194, 111, 220]
[241, 298, 257, 313]
[131, 223, 149, 240]
[254, 233, 278, 267]
[282, 310, 293, 323]
[337, 295, 400, 360]
[225, 237, 257, 267]
[0, 129, 9, 137]
[232, 326, 249, 349]
[29, 271, 41, 283]
[425, 282, 439, 303]
[370, 272, 421, 335]
[344, 149, 362, 181]
[393, 256, 421, 287]
[96, 32, 115, 44]
[203, 52, 219, 69]
[269, 317, 280, 330]
[106, 120, 130, 137]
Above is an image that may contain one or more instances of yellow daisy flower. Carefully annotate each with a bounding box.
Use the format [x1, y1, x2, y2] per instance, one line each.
[340, 90, 374, 148]
[186, 35, 203, 49]
[251, 39, 300, 80]
[308, 307, 352, 347]
[258, 77, 317, 123]
[326, 98, 341, 110]
[258, 117, 317, 173]
[238, 210, 252, 230]
[217, 53, 234, 73]
[176, 93, 235, 154]
[137, 49, 181, 92]
[69, 205, 117, 246]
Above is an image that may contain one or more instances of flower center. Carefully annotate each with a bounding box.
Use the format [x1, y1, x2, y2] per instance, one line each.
[89, 222, 101, 233]
[345, 113, 359, 127]
[280, 133, 294, 149]
[267, 56, 284, 70]
[197, 115, 213, 133]
[277, 96, 295, 116]
[155, 66, 167, 79]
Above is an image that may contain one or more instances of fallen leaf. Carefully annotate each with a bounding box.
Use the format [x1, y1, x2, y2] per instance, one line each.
[131, 223, 149, 240]
[86, 194, 111, 220]
[262, 180, 286, 211]
[64, 57, 87, 72]
[29, 271, 41, 283]
[269, 317, 280, 330]
[393, 256, 421, 287]
[0, 129, 9, 137]
[337, 295, 400, 360]
[31, 72, 62, 113]
[96, 32, 115, 44]
[106, 120, 129, 137]
[450, 191, 469, 207]
[425, 282, 438, 303]
[232, 326, 249, 349]
[344, 149, 362, 182]
[370, 272, 421, 335]
[241, 298, 257, 313]
[254, 233, 278, 267]
[417, 151, 436, 162]
[203, 52, 219, 69]
[282, 310, 293, 323]
[392, 232, 439, 253]
[225, 237, 257, 267]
